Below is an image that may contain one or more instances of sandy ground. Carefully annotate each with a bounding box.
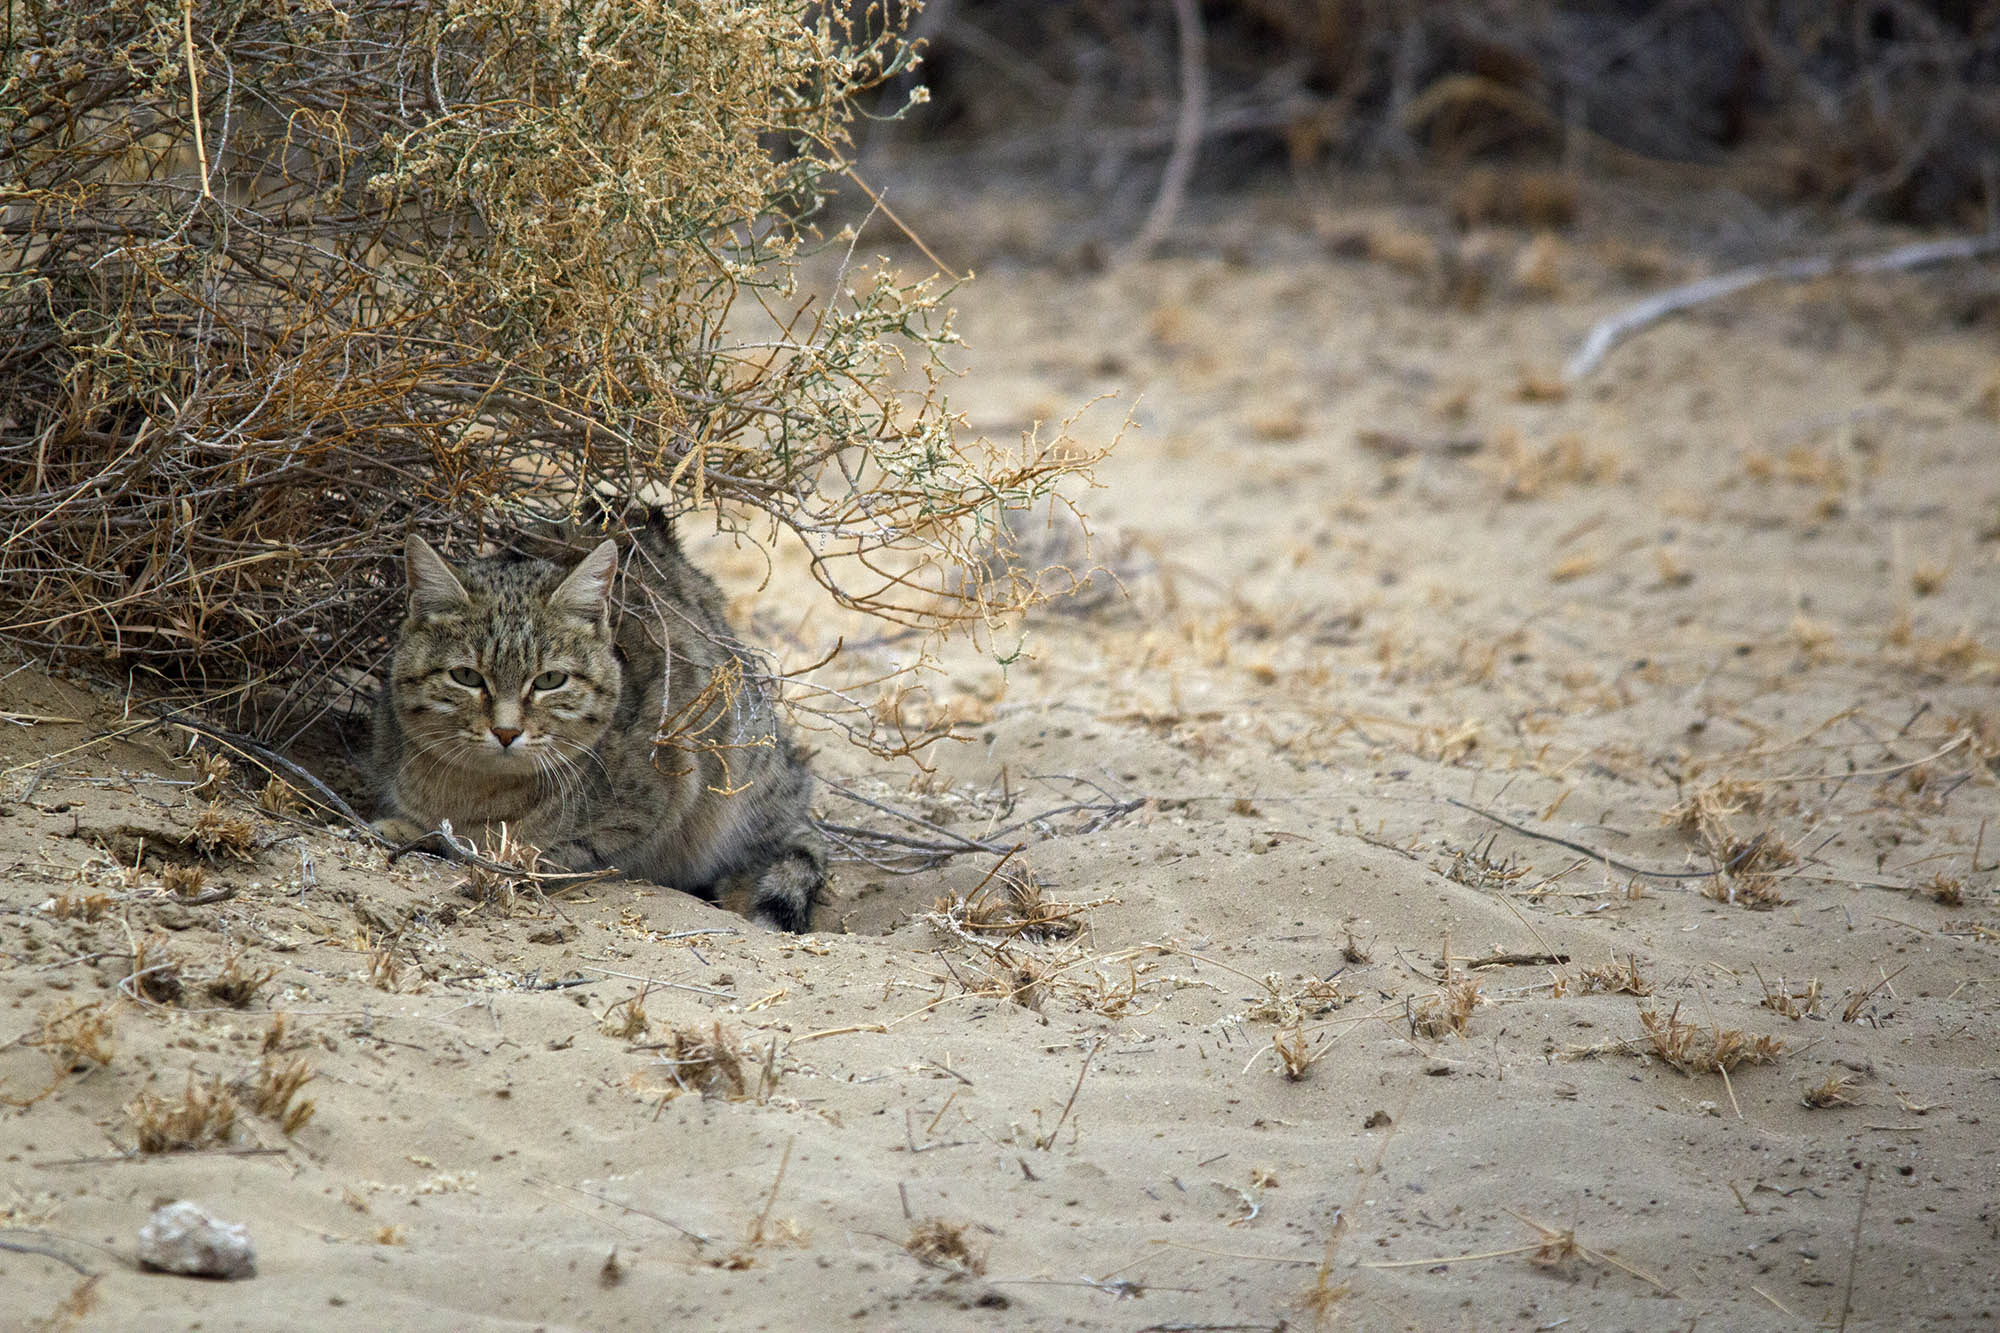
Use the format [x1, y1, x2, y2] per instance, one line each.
[5, 172, 1999, 1332]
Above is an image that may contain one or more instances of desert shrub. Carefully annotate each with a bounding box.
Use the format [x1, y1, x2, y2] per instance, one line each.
[0, 0, 1090, 741]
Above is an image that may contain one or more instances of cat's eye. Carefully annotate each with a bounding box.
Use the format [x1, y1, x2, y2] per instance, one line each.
[531, 671, 570, 691]
[447, 667, 485, 689]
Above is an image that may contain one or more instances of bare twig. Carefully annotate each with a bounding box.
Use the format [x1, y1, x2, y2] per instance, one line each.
[1034, 1036, 1105, 1150]
[1446, 797, 1730, 882]
[0, 1234, 95, 1276]
[1120, 0, 1206, 262]
[1839, 1166, 1873, 1332]
[1567, 234, 2000, 380]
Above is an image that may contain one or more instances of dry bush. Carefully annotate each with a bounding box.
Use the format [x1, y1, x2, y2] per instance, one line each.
[0, 1, 1096, 747]
[189, 751, 233, 800]
[1923, 873, 1966, 907]
[127, 1073, 239, 1152]
[258, 778, 307, 818]
[364, 942, 414, 994]
[1637, 1003, 1784, 1076]
[453, 823, 555, 913]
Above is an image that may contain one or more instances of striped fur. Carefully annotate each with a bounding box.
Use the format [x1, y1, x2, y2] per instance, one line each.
[371, 514, 824, 931]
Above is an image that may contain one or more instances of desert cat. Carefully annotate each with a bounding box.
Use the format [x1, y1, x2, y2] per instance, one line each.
[370, 514, 823, 931]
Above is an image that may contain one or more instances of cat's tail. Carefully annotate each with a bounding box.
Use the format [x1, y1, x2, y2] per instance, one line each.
[748, 842, 826, 933]
[716, 830, 826, 933]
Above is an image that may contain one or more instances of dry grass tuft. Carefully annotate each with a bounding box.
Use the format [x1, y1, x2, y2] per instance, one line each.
[1482, 428, 1618, 499]
[1272, 1025, 1327, 1081]
[1451, 168, 1579, 231]
[1570, 957, 1653, 997]
[1638, 1004, 1784, 1076]
[364, 943, 413, 993]
[1758, 972, 1824, 1020]
[1513, 370, 1570, 403]
[651, 1023, 750, 1100]
[127, 933, 184, 1005]
[1840, 967, 1904, 1023]
[127, 1074, 239, 1153]
[4, 1001, 119, 1107]
[1412, 976, 1481, 1040]
[601, 989, 653, 1041]
[1922, 873, 1966, 907]
[1443, 838, 1529, 890]
[904, 1219, 988, 1275]
[45, 891, 112, 922]
[188, 806, 256, 863]
[1527, 1223, 1582, 1270]
[246, 1055, 318, 1135]
[1803, 1072, 1860, 1108]
[159, 863, 210, 899]
[970, 957, 1050, 1013]
[1247, 972, 1351, 1026]
[189, 752, 234, 801]
[454, 824, 555, 914]
[1907, 631, 1987, 677]
[1667, 779, 1763, 838]
[1909, 562, 1949, 597]
[931, 866, 1089, 943]
[204, 948, 279, 1009]
[1668, 782, 1797, 907]
[258, 778, 307, 818]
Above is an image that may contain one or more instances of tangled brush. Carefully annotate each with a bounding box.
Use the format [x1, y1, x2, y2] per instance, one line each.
[0, 1, 1096, 743]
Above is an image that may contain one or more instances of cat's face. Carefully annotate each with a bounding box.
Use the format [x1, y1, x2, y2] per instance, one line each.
[387, 538, 624, 780]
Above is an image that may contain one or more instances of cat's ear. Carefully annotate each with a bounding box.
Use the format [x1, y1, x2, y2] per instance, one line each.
[551, 539, 618, 621]
[405, 536, 471, 615]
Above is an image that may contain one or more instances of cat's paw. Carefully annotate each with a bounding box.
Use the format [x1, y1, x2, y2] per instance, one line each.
[370, 814, 432, 847]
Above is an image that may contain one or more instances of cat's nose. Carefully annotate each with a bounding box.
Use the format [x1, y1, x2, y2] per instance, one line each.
[491, 726, 523, 747]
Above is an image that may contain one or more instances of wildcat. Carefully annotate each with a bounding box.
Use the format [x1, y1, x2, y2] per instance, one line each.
[370, 513, 824, 931]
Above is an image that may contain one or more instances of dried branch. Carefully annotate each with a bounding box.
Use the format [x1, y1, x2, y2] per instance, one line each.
[1566, 233, 2000, 381]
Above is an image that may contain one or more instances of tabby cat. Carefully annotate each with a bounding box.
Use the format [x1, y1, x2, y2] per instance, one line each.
[370, 513, 824, 931]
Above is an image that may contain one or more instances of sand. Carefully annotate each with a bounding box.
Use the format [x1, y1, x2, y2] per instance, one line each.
[4, 174, 1998, 1331]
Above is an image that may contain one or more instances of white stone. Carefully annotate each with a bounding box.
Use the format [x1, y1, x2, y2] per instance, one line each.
[136, 1200, 257, 1280]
